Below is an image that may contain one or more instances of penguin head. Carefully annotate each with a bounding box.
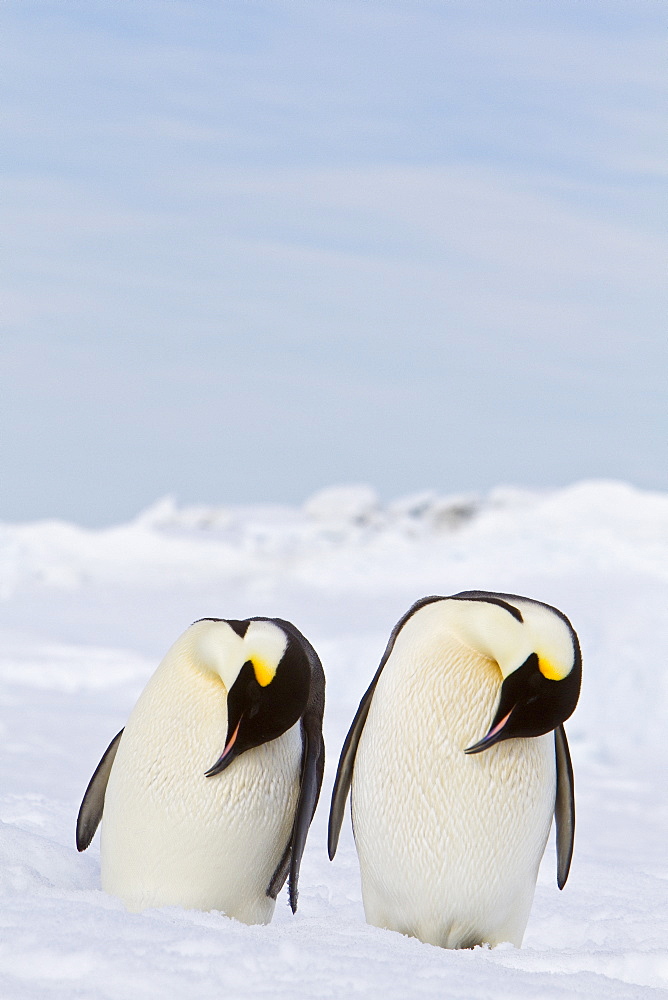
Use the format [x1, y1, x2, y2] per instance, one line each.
[187, 618, 311, 776]
[441, 592, 581, 754]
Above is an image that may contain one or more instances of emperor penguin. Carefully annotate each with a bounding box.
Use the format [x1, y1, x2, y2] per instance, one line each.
[77, 616, 325, 924]
[328, 591, 580, 949]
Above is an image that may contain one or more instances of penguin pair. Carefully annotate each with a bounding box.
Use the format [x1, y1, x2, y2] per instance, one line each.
[78, 591, 580, 948]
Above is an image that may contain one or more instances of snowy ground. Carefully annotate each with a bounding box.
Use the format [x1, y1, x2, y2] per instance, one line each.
[0, 480, 666, 998]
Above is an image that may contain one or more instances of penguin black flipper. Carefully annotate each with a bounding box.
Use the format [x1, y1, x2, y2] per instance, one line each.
[266, 622, 325, 911]
[266, 717, 324, 908]
[328, 597, 443, 860]
[327, 675, 376, 861]
[554, 723, 575, 889]
[76, 729, 124, 851]
[287, 713, 324, 912]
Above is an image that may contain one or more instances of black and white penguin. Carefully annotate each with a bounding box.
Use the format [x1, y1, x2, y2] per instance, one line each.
[328, 591, 580, 948]
[77, 616, 325, 924]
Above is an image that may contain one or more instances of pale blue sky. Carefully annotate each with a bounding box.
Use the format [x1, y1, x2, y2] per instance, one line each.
[2, 1, 666, 525]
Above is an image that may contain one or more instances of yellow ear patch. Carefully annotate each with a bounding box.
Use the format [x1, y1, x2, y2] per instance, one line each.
[251, 656, 277, 687]
[538, 656, 568, 681]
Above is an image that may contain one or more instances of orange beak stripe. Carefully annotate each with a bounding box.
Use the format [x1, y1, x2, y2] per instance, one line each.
[221, 716, 242, 759]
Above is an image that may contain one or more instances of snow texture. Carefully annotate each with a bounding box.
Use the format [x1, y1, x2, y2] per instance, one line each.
[0, 479, 666, 998]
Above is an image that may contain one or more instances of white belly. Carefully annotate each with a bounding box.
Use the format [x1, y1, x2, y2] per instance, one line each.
[351, 633, 556, 948]
[101, 659, 302, 924]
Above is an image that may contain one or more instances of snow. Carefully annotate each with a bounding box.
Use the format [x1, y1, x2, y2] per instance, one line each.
[0, 479, 666, 998]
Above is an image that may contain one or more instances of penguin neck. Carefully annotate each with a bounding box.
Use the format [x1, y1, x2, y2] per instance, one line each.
[172, 619, 288, 693]
[435, 600, 526, 680]
[168, 620, 246, 693]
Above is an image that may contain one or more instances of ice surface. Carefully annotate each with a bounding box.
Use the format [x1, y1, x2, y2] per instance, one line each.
[0, 480, 666, 998]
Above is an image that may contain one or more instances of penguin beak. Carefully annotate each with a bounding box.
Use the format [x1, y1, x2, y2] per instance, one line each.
[204, 715, 243, 777]
[464, 708, 514, 755]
